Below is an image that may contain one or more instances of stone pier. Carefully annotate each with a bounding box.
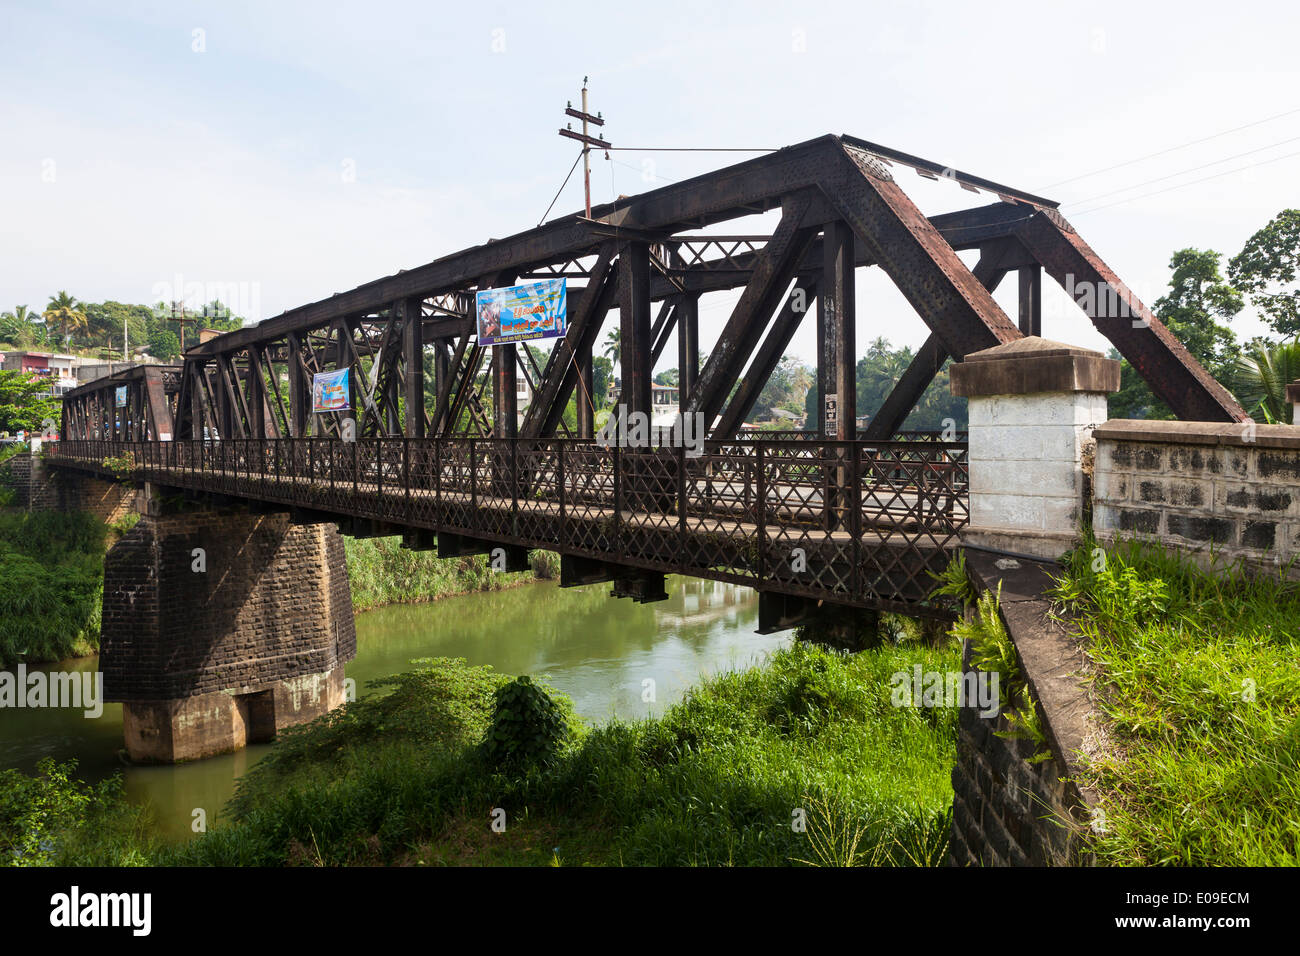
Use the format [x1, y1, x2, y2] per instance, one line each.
[101, 502, 356, 763]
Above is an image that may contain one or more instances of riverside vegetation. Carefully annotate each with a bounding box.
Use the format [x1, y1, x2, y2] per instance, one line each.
[5, 640, 960, 867]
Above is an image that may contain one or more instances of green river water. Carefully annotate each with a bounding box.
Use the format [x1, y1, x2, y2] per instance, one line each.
[0, 576, 785, 842]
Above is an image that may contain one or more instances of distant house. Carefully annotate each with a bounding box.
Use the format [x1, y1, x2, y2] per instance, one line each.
[0, 351, 79, 396]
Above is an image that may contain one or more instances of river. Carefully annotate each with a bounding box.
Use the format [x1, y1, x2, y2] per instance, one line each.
[0, 576, 787, 842]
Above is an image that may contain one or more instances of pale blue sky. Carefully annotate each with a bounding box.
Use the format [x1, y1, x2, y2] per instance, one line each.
[3, 0, 1297, 367]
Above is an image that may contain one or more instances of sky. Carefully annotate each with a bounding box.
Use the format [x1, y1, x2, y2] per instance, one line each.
[2, 0, 1298, 372]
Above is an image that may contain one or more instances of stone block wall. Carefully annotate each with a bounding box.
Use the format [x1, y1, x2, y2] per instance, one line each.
[1093, 420, 1300, 572]
[101, 506, 357, 761]
[949, 552, 1103, 867]
[102, 508, 355, 701]
[949, 642, 1094, 867]
[8, 453, 138, 519]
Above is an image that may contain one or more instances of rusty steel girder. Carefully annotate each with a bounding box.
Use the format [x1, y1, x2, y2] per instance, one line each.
[62, 133, 1244, 445]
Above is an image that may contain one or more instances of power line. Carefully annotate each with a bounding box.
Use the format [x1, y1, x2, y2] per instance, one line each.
[606, 146, 777, 152]
[1040, 106, 1300, 189]
[537, 152, 583, 226]
[1071, 147, 1300, 216]
[1064, 134, 1300, 207]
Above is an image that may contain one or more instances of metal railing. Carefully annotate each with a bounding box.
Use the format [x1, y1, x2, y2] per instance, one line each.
[51, 436, 968, 613]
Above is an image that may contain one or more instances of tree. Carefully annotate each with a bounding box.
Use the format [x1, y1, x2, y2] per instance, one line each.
[592, 355, 613, 408]
[82, 301, 154, 353]
[1109, 249, 1243, 419]
[42, 292, 88, 348]
[653, 368, 679, 387]
[1229, 209, 1300, 338]
[602, 328, 620, 365]
[1235, 339, 1300, 423]
[147, 329, 181, 360]
[0, 371, 60, 434]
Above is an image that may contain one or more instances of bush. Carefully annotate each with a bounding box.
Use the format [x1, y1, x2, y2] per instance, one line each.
[482, 676, 569, 771]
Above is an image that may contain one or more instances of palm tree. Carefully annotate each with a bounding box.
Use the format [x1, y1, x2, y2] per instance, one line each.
[1235, 340, 1300, 422]
[603, 328, 621, 365]
[43, 291, 88, 348]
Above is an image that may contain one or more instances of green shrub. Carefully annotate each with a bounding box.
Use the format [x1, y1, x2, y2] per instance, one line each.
[483, 676, 569, 771]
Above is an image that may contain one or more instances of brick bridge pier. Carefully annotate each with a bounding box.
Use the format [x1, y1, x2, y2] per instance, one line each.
[101, 489, 355, 763]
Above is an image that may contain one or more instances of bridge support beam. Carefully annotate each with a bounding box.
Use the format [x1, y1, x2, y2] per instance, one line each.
[101, 502, 356, 763]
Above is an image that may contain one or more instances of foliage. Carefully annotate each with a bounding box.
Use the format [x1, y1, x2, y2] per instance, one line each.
[1110, 248, 1243, 419]
[0, 371, 60, 435]
[0, 759, 154, 867]
[42, 291, 88, 347]
[952, 586, 1050, 760]
[1051, 534, 1300, 865]
[1234, 339, 1300, 423]
[1229, 209, 1300, 338]
[0, 512, 107, 666]
[146, 328, 181, 361]
[342, 535, 545, 611]
[482, 676, 569, 771]
[159, 643, 957, 867]
[805, 336, 966, 432]
[928, 549, 976, 607]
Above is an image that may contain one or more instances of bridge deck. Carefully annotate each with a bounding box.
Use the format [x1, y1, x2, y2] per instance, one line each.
[50, 437, 968, 616]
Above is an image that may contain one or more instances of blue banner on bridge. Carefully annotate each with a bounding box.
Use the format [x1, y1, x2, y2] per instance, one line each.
[475, 278, 566, 346]
[312, 368, 350, 413]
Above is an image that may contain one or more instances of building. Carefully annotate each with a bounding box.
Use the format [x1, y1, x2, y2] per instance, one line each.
[0, 351, 79, 396]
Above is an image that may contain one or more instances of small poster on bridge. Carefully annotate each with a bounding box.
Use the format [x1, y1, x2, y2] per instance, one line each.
[475, 278, 567, 346]
[312, 368, 350, 413]
[115, 386, 127, 408]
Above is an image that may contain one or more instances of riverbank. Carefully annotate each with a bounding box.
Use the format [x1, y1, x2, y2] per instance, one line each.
[344, 535, 559, 611]
[5, 639, 961, 866]
[0, 505, 561, 667]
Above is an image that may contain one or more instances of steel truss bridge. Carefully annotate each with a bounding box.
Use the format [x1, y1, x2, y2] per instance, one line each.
[50, 134, 1245, 622]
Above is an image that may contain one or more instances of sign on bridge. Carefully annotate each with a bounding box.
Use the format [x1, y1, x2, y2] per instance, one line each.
[475, 278, 566, 346]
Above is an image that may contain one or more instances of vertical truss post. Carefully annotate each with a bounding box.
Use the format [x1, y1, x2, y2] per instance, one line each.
[403, 297, 425, 439]
[619, 242, 652, 418]
[287, 332, 308, 438]
[575, 339, 594, 439]
[1018, 265, 1042, 337]
[677, 292, 699, 413]
[494, 343, 517, 439]
[820, 219, 856, 530]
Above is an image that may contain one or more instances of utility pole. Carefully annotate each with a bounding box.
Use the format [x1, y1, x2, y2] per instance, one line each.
[559, 76, 611, 218]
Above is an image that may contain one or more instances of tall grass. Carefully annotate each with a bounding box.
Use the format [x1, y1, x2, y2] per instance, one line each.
[157, 641, 959, 867]
[1053, 534, 1300, 865]
[343, 536, 559, 610]
[0, 512, 106, 667]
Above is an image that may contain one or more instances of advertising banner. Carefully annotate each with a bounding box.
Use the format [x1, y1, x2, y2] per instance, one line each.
[312, 368, 350, 413]
[475, 278, 566, 346]
[115, 386, 127, 408]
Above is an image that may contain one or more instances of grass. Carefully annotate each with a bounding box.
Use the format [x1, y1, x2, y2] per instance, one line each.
[1052, 534, 1300, 866]
[0, 511, 107, 667]
[343, 536, 559, 611]
[135, 640, 960, 867]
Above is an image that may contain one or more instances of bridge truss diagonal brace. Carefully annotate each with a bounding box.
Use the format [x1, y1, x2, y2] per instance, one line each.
[1013, 211, 1249, 423]
[824, 144, 1023, 360]
[714, 277, 820, 439]
[687, 191, 823, 425]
